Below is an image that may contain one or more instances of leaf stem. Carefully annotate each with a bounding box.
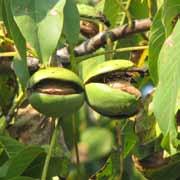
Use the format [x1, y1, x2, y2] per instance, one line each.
[72, 114, 80, 166]
[6, 92, 26, 123]
[41, 118, 60, 180]
[69, 45, 77, 74]
[147, 0, 153, 19]
[118, 0, 133, 28]
[115, 120, 123, 180]
[77, 45, 148, 63]
[0, 51, 17, 57]
[69, 45, 80, 175]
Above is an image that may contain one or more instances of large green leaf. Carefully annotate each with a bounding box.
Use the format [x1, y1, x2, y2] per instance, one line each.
[1, 0, 29, 84]
[103, 0, 123, 27]
[23, 154, 70, 179]
[148, 8, 165, 84]
[0, 72, 18, 115]
[0, 136, 24, 158]
[63, 0, 80, 45]
[6, 146, 44, 178]
[153, 20, 180, 153]
[162, 0, 180, 36]
[11, 0, 66, 64]
[1, 1, 29, 89]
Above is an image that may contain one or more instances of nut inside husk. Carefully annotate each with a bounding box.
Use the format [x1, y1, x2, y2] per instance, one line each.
[29, 78, 83, 95]
[85, 70, 141, 99]
[27, 67, 85, 117]
[84, 62, 142, 117]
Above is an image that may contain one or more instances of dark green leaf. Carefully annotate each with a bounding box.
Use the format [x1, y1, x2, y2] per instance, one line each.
[0, 72, 18, 115]
[146, 153, 180, 180]
[6, 146, 44, 178]
[64, 0, 80, 45]
[123, 121, 138, 158]
[162, 0, 180, 36]
[0, 135, 24, 158]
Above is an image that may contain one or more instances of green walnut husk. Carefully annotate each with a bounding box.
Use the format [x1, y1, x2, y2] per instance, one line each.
[27, 67, 84, 117]
[84, 60, 141, 118]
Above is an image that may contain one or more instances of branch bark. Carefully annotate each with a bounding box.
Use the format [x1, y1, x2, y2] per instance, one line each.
[0, 18, 152, 72]
[57, 18, 152, 62]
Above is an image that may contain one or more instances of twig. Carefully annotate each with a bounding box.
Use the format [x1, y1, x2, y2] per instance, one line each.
[77, 45, 148, 63]
[41, 118, 60, 180]
[57, 18, 152, 61]
[0, 18, 152, 72]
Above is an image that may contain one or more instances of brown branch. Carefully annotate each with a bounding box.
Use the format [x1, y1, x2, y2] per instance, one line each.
[0, 18, 152, 72]
[56, 18, 152, 62]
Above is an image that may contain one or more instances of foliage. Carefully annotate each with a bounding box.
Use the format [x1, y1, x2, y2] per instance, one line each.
[0, 0, 180, 179]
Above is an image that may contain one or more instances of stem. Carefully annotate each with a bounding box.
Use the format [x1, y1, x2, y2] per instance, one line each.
[115, 120, 123, 180]
[69, 45, 77, 74]
[69, 45, 80, 174]
[113, 0, 132, 54]
[105, 33, 114, 60]
[77, 45, 148, 63]
[0, 51, 17, 57]
[147, 0, 153, 19]
[6, 92, 26, 123]
[72, 114, 80, 166]
[0, 35, 14, 44]
[41, 118, 60, 180]
[118, 0, 132, 28]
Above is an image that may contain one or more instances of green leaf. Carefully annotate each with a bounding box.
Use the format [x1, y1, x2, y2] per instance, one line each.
[129, 0, 149, 19]
[77, 3, 99, 17]
[0, 116, 7, 134]
[63, 0, 80, 45]
[79, 54, 105, 80]
[6, 146, 44, 178]
[0, 72, 18, 115]
[103, 0, 123, 27]
[153, 21, 180, 153]
[1, 0, 29, 89]
[23, 153, 70, 179]
[0, 0, 2, 20]
[145, 153, 180, 180]
[124, 156, 147, 180]
[0, 135, 24, 158]
[148, 8, 165, 84]
[123, 121, 138, 158]
[11, 0, 66, 64]
[162, 0, 180, 36]
[2, 0, 26, 60]
[13, 56, 30, 89]
[79, 127, 114, 161]
[0, 161, 9, 178]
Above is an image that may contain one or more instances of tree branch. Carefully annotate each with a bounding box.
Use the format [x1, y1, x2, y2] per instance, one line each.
[0, 18, 152, 72]
[57, 18, 151, 62]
